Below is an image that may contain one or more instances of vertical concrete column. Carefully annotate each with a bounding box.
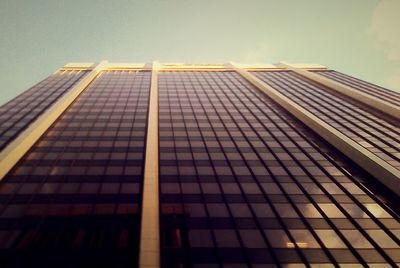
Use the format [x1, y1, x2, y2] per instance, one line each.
[139, 62, 160, 268]
[278, 61, 400, 119]
[229, 62, 400, 196]
[0, 60, 108, 181]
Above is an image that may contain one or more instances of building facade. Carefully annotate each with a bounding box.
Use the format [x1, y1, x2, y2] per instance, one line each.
[0, 62, 399, 267]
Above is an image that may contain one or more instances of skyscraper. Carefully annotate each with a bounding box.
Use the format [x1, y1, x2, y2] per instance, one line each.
[0, 61, 398, 267]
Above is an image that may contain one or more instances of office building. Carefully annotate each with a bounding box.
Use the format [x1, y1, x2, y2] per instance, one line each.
[0, 61, 398, 267]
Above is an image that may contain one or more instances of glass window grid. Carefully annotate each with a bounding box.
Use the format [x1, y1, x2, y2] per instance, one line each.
[253, 71, 400, 171]
[0, 70, 89, 151]
[158, 71, 399, 267]
[160, 77, 265, 266]
[0, 70, 151, 266]
[230, 70, 396, 250]
[313, 70, 400, 107]
[219, 72, 400, 264]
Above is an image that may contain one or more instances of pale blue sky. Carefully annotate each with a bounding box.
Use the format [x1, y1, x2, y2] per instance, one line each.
[1, 0, 399, 105]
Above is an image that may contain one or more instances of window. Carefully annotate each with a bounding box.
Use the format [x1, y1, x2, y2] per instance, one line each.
[214, 229, 240, 248]
[189, 230, 214, 247]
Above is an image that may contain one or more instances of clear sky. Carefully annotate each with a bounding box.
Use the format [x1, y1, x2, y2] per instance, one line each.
[1, 0, 399, 105]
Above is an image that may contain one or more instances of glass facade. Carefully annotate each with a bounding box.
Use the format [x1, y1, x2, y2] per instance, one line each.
[253, 71, 400, 172]
[0, 70, 150, 267]
[312, 70, 400, 107]
[0, 64, 399, 267]
[158, 71, 399, 267]
[0, 70, 88, 151]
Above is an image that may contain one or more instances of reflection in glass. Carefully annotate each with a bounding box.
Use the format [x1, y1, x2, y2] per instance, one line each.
[318, 204, 346, 218]
[295, 203, 323, 218]
[264, 229, 291, 248]
[340, 230, 373, 248]
[365, 230, 398, 248]
[315, 230, 347, 248]
[289, 229, 320, 248]
[364, 204, 392, 218]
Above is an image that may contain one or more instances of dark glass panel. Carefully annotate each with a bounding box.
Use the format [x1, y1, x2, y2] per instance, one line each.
[0, 70, 89, 150]
[159, 71, 399, 267]
[0, 70, 150, 267]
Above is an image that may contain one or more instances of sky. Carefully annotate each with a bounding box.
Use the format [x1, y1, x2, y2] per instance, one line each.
[0, 0, 400, 105]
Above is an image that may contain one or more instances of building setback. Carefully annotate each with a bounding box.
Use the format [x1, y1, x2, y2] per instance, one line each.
[0, 62, 398, 267]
